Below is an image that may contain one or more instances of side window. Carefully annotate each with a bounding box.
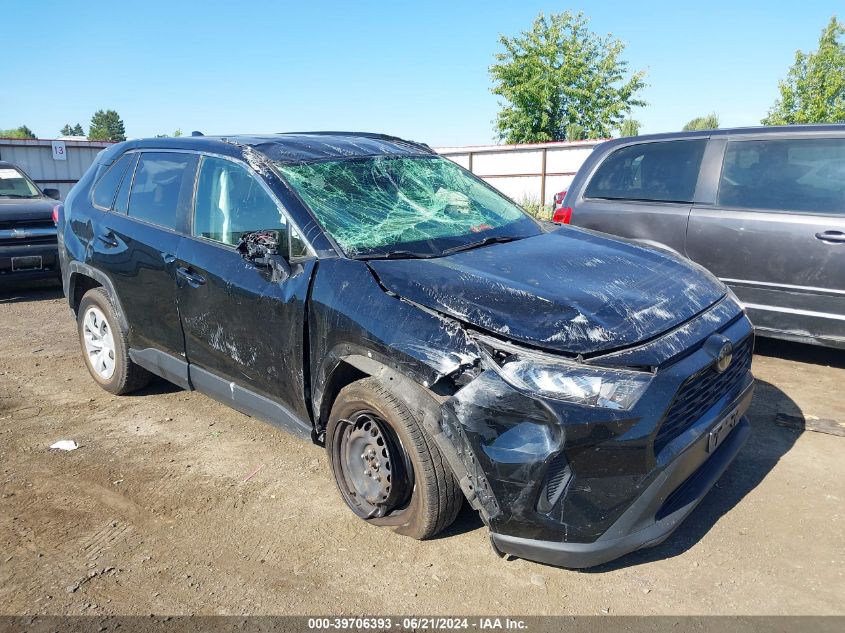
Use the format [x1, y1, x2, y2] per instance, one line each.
[92, 154, 133, 209]
[127, 152, 198, 230]
[289, 225, 309, 259]
[585, 139, 707, 203]
[193, 156, 288, 251]
[718, 138, 845, 214]
[113, 154, 139, 214]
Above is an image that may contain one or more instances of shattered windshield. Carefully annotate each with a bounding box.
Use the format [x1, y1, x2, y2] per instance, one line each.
[275, 155, 539, 257]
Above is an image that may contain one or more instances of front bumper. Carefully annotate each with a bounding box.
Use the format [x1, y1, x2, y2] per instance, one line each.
[439, 299, 755, 568]
[492, 411, 750, 568]
[0, 241, 60, 282]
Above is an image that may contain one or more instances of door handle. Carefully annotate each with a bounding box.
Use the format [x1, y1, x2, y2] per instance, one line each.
[815, 230, 845, 243]
[176, 266, 206, 287]
[96, 231, 119, 248]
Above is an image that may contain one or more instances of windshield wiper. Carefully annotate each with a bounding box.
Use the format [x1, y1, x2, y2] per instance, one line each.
[441, 235, 520, 256]
[358, 250, 433, 260]
[0, 194, 39, 199]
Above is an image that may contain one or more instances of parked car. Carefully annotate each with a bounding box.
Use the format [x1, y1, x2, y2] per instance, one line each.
[554, 124, 845, 349]
[0, 161, 61, 283]
[59, 132, 754, 568]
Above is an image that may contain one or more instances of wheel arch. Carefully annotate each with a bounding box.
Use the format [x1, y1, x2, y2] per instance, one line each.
[66, 262, 129, 331]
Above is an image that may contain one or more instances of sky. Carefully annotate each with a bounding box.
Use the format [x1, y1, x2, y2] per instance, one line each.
[3, 1, 841, 146]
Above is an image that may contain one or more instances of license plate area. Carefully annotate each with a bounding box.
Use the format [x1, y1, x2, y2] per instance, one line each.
[707, 407, 740, 453]
[11, 255, 43, 271]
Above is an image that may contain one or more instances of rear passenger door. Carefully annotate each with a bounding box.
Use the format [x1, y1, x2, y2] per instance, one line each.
[686, 136, 845, 343]
[91, 151, 198, 367]
[572, 139, 708, 254]
[175, 154, 316, 431]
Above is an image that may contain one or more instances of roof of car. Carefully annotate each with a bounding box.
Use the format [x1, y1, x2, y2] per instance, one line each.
[604, 123, 845, 146]
[98, 131, 435, 165]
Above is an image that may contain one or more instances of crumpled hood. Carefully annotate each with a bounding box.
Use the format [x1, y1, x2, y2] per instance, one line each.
[0, 198, 54, 222]
[368, 228, 726, 355]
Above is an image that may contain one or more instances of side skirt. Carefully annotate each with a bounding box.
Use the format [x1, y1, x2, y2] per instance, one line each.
[189, 365, 313, 441]
[128, 347, 313, 441]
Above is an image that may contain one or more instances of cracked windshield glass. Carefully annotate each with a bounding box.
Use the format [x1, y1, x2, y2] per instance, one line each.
[276, 156, 539, 257]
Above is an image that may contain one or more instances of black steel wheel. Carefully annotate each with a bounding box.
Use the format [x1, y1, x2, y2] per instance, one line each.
[326, 377, 463, 539]
[331, 411, 412, 519]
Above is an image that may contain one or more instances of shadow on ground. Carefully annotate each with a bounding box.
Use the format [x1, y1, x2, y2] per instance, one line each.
[0, 281, 63, 304]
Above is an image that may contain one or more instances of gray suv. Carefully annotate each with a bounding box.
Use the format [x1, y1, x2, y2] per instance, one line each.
[559, 125, 845, 349]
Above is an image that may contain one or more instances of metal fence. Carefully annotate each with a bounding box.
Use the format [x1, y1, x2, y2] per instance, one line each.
[0, 138, 113, 200]
[435, 139, 601, 206]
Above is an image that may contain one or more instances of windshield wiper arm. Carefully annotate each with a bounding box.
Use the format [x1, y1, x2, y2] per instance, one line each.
[441, 235, 519, 256]
[0, 194, 38, 199]
[358, 250, 432, 260]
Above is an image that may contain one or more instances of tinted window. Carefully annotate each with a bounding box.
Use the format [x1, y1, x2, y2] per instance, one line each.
[193, 156, 287, 249]
[127, 152, 198, 230]
[113, 154, 139, 214]
[718, 138, 845, 214]
[92, 154, 133, 209]
[290, 225, 309, 259]
[585, 140, 707, 203]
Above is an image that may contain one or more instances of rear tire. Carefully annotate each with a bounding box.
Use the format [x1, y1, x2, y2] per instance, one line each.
[326, 377, 462, 540]
[77, 287, 151, 395]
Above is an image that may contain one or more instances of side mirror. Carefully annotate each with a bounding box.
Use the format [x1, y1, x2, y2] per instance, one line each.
[263, 253, 291, 283]
[43, 188, 60, 200]
[236, 229, 291, 282]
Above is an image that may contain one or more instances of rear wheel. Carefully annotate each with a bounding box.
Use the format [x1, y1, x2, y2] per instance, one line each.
[77, 287, 151, 394]
[326, 377, 462, 539]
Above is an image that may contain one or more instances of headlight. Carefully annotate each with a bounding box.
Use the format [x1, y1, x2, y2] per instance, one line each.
[475, 336, 653, 410]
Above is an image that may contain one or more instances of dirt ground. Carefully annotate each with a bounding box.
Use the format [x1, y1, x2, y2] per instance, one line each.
[0, 283, 843, 616]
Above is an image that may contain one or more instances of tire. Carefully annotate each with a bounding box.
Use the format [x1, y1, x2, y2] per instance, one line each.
[77, 287, 151, 395]
[326, 377, 463, 540]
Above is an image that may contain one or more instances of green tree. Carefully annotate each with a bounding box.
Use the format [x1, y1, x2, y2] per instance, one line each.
[172, 129, 183, 137]
[763, 17, 845, 125]
[618, 118, 641, 137]
[683, 113, 719, 131]
[60, 123, 85, 136]
[489, 11, 646, 143]
[0, 125, 36, 139]
[88, 109, 126, 142]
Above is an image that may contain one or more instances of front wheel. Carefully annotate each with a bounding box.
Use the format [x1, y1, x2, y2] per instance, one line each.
[326, 377, 462, 540]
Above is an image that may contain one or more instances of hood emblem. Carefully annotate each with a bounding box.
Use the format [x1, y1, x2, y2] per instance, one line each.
[703, 334, 733, 374]
[715, 341, 733, 373]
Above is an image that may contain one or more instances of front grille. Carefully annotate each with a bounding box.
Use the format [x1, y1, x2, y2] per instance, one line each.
[654, 336, 753, 455]
[0, 219, 57, 246]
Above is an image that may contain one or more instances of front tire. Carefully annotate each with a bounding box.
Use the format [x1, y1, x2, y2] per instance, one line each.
[326, 377, 462, 540]
[77, 287, 151, 395]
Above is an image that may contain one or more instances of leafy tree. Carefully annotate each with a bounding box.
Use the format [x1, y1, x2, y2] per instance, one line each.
[88, 109, 126, 142]
[489, 11, 646, 143]
[762, 17, 845, 125]
[60, 123, 85, 137]
[565, 123, 587, 141]
[0, 125, 36, 139]
[172, 129, 183, 137]
[618, 119, 641, 137]
[683, 113, 719, 131]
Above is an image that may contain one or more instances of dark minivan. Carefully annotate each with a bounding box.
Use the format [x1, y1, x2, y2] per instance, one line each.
[558, 124, 845, 349]
[60, 133, 754, 568]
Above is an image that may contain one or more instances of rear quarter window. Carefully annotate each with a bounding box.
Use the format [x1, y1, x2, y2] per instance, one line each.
[718, 138, 845, 214]
[92, 154, 133, 210]
[585, 139, 707, 203]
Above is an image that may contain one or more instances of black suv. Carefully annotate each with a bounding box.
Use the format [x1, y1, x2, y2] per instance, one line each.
[1, 161, 61, 283]
[59, 132, 754, 568]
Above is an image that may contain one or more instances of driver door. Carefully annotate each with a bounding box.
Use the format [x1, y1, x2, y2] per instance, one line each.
[176, 154, 315, 431]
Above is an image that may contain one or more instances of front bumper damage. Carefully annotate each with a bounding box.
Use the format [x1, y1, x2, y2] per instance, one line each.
[437, 297, 755, 569]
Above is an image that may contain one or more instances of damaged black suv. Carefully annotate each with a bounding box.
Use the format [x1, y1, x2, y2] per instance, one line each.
[59, 132, 754, 568]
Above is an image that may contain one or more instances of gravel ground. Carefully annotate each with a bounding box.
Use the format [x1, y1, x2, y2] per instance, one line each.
[0, 284, 843, 616]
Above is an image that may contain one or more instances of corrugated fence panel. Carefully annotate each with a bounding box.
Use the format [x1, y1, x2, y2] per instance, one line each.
[0, 139, 111, 200]
[437, 140, 599, 205]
